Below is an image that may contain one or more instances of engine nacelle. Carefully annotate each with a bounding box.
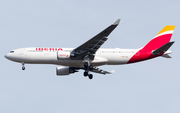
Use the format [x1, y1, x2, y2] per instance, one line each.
[57, 51, 70, 60]
[56, 67, 77, 76]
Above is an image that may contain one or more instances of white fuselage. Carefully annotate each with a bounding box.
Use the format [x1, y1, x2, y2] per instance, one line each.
[4, 21, 175, 79]
[5, 47, 139, 67]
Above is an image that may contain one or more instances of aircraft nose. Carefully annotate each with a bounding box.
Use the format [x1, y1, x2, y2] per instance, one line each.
[4, 52, 19, 62]
[4, 54, 9, 59]
[4, 53, 12, 60]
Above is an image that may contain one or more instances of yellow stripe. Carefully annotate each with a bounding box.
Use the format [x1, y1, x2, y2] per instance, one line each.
[156, 25, 175, 36]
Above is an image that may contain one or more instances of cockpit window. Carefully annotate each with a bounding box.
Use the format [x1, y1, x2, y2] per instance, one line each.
[10, 51, 14, 53]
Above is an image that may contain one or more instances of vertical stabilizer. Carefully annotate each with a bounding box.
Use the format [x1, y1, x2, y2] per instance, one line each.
[143, 25, 175, 51]
[128, 25, 175, 63]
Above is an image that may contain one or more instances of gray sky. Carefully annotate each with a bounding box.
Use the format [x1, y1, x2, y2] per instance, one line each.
[0, 0, 180, 113]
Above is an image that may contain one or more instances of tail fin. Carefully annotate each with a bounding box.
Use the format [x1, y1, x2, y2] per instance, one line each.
[143, 25, 175, 51]
[128, 25, 175, 63]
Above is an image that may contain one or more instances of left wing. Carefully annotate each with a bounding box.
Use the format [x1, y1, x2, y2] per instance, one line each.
[71, 66, 115, 75]
[86, 67, 115, 75]
[70, 19, 120, 60]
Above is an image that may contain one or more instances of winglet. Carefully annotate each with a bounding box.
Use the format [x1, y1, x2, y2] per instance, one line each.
[113, 19, 120, 25]
[109, 70, 115, 74]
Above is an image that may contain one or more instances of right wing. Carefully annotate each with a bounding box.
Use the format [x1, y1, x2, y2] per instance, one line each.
[70, 19, 120, 60]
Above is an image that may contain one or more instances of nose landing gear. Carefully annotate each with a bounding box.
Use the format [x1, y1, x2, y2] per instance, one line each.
[22, 62, 25, 70]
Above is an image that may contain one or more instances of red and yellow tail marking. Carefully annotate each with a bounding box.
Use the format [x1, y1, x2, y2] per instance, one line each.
[156, 25, 175, 36]
[128, 25, 175, 63]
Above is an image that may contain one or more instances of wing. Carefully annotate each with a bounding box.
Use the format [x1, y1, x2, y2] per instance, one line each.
[89, 67, 115, 74]
[69, 67, 115, 75]
[70, 19, 120, 60]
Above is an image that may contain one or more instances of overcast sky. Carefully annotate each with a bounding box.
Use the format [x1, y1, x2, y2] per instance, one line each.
[0, 0, 180, 113]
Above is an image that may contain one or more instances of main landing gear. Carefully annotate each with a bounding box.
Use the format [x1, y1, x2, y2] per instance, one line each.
[83, 62, 93, 79]
[22, 62, 25, 70]
[84, 71, 93, 79]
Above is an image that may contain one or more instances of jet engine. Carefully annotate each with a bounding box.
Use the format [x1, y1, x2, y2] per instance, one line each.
[57, 51, 70, 60]
[56, 67, 77, 75]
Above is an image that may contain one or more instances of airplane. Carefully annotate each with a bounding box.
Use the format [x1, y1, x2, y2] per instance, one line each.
[4, 19, 175, 79]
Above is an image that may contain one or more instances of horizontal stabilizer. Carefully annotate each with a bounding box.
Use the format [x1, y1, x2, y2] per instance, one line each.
[162, 54, 172, 58]
[152, 41, 175, 55]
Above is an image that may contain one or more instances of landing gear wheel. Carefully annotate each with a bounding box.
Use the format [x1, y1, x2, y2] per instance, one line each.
[88, 74, 93, 79]
[22, 66, 25, 70]
[84, 71, 88, 77]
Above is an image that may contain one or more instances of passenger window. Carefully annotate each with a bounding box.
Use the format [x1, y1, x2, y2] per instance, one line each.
[10, 51, 14, 53]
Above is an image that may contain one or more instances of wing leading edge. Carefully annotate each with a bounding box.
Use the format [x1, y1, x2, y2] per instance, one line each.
[70, 19, 120, 60]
